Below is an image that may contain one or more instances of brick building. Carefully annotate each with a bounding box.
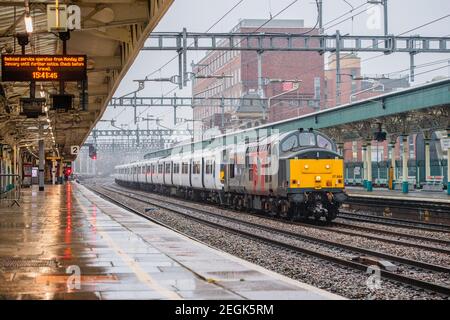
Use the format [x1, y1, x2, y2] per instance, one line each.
[192, 19, 324, 136]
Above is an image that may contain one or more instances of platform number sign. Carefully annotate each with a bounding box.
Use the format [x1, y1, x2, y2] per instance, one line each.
[70, 145, 80, 155]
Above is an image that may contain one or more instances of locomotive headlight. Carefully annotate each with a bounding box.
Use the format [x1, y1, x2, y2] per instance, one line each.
[315, 175, 321, 182]
[325, 164, 331, 169]
[304, 165, 309, 169]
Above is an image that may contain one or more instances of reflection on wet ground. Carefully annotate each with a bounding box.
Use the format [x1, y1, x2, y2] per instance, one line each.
[0, 183, 341, 300]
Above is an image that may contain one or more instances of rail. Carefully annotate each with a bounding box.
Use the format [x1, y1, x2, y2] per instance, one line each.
[0, 174, 21, 207]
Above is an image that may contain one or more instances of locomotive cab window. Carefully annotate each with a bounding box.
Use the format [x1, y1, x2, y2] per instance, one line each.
[317, 134, 334, 151]
[299, 132, 316, 147]
[281, 134, 298, 152]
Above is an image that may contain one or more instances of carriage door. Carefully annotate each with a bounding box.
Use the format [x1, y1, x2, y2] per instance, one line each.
[201, 158, 205, 188]
[189, 161, 192, 187]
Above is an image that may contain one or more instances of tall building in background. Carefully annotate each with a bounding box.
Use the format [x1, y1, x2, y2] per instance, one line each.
[192, 19, 324, 135]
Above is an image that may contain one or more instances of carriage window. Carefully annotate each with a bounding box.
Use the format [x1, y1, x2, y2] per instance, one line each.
[299, 133, 316, 146]
[281, 135, 298, 152]
[317, 135, 333, 150]
[205, 160, 213, 175]
[165, 163, 171, 174]
[173, 163, 180, 174]
[193, 161, 201, 174]
[182, 162, 189, 174]
[158, 164, 163, 174]
[151, 164, 155, 174]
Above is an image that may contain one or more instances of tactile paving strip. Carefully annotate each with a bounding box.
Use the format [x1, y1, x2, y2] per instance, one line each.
[0, 258, 58, 268]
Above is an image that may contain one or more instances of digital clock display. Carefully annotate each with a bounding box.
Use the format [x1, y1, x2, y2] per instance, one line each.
[1, 54, 87, 81]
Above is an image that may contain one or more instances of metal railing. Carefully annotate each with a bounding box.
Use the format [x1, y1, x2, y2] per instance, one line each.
[0, 174, 21, 207]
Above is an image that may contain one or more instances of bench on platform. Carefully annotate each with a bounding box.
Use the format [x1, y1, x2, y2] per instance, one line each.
[421, 176, 444, 192]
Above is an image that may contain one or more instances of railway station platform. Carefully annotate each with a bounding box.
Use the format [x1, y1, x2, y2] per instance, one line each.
[345, 186, 450, 204]
[0, 183, 342, 300]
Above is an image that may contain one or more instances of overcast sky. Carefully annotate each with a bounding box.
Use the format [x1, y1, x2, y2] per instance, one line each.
[99, 0, 450, 130]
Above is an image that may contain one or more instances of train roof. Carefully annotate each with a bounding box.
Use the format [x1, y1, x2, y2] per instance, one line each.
[142, 128, 324, 160]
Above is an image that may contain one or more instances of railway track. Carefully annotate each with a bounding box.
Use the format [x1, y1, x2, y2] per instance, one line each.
[331, 221, 450, 248]
[108, 184, 450, 254]
[91, 184, 450, 297]
[345, 195, 450, 217]
[338, 211, 450, 233]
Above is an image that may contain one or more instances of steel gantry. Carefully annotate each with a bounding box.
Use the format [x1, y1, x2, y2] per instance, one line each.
[84, 140, 177, 152]
[108, 95, 317, 108]
[141, 29, 450, 104]
[108, 95, 319, 126]
[143, 31, 450, 53]
[88, 129, 191, 150]
[91, 129, 192, 137]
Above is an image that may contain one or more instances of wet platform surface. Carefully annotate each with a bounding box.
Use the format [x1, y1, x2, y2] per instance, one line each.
[346, 186, 450, 203]
[0, 183, 342, 300]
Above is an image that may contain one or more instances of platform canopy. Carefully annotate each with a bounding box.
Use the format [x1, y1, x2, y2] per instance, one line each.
[0, 0, 173, 160]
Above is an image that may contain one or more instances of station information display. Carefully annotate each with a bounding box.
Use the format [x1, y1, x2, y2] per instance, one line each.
[1, 54, 87, 81]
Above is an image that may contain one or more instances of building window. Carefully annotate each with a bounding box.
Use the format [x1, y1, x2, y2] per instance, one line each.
[314, 77, 321, 99]
[371, 145, 384, 162]
[409, 136, 415, 159]
[352, 141, 358, 161]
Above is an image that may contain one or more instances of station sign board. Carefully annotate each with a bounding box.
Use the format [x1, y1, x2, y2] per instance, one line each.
[1, 54, 87, 81]
[70, 145, 80, 155]
[441, 138, 450, 150]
